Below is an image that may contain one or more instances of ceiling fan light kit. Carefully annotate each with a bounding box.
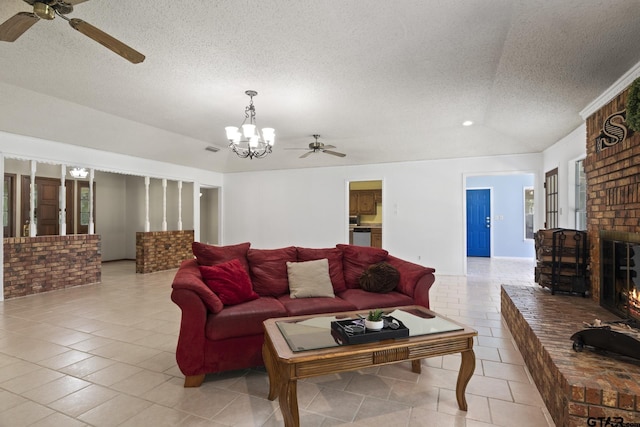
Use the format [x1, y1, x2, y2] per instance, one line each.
[225, 90, 275, 160]
[0, 0, 145, 64]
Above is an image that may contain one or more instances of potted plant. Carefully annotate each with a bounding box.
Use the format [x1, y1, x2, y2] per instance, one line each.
[365, 309, 385, 331]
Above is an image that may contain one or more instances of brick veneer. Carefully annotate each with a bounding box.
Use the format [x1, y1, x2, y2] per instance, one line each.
[3, 235, 101, 299]
[135, 230, 194, 274]
[502, 285, 640, 427]
[584, 87, 640, 302]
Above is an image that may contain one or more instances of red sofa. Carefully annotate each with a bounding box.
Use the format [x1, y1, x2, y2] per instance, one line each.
[170, 242, 436, 387]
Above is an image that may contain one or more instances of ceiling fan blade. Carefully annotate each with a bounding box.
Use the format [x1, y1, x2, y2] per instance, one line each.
[299, 151, 314, 159]
[323, 150, 346, 158]
[0, 12, 39, 42]
[68, 18, 145, 64]
[323, 144, 336, 149]
[67, 0, 91, 5]
[284, 147, 310, 150]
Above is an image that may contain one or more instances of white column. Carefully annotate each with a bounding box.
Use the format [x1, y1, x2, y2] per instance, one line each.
[88, 168, 95, 234]
[144, 176, 150, 232]
[60, 165, 66, 236]
[30, 160, 36, 237]
[162, 178, 167, 231]
[177, 180, 183, 231]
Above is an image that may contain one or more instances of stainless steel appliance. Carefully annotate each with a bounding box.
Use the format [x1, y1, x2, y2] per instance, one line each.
[349, 215, 360, 226]
[353, 227, 371, 246]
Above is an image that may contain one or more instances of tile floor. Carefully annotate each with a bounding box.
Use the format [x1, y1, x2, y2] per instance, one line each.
[0, 257, 554, 426]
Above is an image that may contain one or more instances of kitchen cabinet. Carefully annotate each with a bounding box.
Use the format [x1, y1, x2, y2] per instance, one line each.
[349, 193, 358, 215]
[349, 190, 380, 215]
[371, 228, 382, 248]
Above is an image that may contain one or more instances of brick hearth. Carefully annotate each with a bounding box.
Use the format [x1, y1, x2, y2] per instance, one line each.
[501, 285, 640, 427]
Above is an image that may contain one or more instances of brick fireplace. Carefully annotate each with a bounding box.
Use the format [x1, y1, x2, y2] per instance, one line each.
[584, 86, 640, 309]
[502, 83, 640, 426]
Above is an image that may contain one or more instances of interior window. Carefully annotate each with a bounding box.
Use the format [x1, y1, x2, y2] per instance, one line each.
[524, 187, 534, 239]
[545, 168, 558, 229]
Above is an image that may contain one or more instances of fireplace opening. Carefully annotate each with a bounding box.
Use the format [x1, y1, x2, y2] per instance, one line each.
[600, 230, 640, 323]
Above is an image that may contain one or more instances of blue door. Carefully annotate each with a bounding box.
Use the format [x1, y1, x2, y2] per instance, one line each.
[467, 189, 491, 257]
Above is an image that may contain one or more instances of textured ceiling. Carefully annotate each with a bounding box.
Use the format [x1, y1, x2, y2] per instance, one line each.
[1, 0, 639, 173]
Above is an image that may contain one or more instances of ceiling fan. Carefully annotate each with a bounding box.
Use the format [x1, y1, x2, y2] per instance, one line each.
[288, 134, 346, 159]
[0, 0, 145, 64]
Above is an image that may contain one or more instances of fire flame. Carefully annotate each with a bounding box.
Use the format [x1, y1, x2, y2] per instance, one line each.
[631, 288, 640, 314]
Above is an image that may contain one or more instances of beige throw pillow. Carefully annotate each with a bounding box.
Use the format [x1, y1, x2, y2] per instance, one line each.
[287, 258, 335, 299]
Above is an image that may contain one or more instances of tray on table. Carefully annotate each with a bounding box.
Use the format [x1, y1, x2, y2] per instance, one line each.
[331, 316, 409, 345]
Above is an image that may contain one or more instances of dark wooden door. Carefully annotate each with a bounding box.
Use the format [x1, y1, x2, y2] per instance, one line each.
[3, 174, 15, 238]
[21, 177, 74, 236]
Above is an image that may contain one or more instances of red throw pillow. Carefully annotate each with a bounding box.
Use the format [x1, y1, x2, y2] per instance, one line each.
[199, 259, 259, 306]
[337, 244, 389, 289]
[247, 247, 297, 296]
[296, 247, 347, 293]
[192, 241, 251, 273]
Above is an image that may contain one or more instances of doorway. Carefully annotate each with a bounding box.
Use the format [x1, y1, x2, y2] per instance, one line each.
[348, 180, 382, 248]
[466, 188, 491, 257]
[199, 187, 220, 244]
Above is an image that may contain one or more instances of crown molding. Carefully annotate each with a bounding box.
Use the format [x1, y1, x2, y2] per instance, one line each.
[579, 60, 640, 120]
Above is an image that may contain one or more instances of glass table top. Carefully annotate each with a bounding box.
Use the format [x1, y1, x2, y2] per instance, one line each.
[276, 307, 464, 352]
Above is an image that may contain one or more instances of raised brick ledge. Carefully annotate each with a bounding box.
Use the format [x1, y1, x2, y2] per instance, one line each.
[501, 285, 640, 427]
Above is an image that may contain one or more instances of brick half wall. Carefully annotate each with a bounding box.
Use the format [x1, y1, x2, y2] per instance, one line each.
[135, 230, 194, 274]
[3, 235, 102, 299]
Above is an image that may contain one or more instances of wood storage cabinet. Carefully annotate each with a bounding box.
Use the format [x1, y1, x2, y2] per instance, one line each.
[534, 228, 589, 295]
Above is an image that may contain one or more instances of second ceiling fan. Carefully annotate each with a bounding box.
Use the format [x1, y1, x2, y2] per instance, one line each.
[290, 134, 346, 159]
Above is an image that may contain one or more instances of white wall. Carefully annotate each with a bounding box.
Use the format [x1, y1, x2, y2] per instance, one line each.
[95, 171, 127, 261]
[541, 124, 587, 229]
[223, 153, 542, 276]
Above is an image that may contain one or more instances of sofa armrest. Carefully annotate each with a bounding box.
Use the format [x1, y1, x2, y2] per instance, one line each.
[412, 275, 434, 309]
[170, 287, 208, 376]
[172, 259, 224, 313]
[385, 255, 435, 300]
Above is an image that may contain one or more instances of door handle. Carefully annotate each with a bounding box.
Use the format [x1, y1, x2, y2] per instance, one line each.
[486, 216, 491, 228]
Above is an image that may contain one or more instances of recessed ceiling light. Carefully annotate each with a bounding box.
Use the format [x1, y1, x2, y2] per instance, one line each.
[462, 120, 473, 127]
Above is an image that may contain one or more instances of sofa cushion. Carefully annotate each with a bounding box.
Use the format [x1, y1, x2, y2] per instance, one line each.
[199, 259, 259, 306]
[337, 244, 389, 289]
[247, 246, 297, 296]
[171, 259, 224, 313]
[206, 297, 287, 341]
[192, 241, 251, 273]
[277, 294, 357, 316]
[287, 259, 335, 299]
[337, 288, 414, 310]
[359, 262, 399, 293]
[296, 247, 347, 292]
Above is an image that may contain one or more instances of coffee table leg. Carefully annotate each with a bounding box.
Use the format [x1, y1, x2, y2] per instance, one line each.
[279, 378, 299, 427]
[262, 340, 279, 401]
[456, 349, 475, 411]
[411, 359, 422, 374]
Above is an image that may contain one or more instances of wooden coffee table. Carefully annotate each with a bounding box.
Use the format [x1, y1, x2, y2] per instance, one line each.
[262, 305, 477, 427]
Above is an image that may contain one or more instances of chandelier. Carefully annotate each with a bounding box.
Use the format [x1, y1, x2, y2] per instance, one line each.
[225, 90, 275, 159]
[69, 167, 88, 179]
